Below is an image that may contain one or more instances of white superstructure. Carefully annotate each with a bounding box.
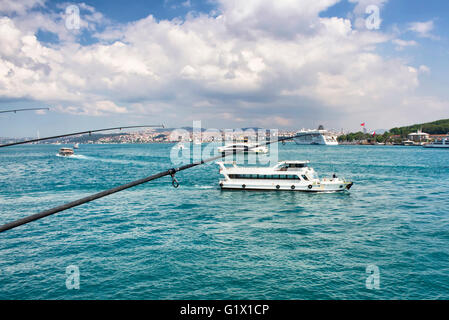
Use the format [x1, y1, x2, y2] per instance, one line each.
[217, 143, 268, 154]
[293, 128, 338, 145]
[218, 161, 352, 192]
[58, 148, 74, 156]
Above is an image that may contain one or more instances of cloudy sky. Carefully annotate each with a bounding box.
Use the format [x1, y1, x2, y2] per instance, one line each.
[0, 0, 448, 136]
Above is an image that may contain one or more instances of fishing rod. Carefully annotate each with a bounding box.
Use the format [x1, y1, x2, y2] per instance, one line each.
[0, 125, 165, 148]
[0, 133, 297, 233]
[0, 107, 50, 114]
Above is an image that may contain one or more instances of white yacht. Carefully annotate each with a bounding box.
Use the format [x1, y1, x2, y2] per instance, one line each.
[294, 126, 338, 145]
[423, 137, 449, 148]
[217, 143, 268, 154]
[74, 143, 79, 149]
[217, 161, 352, 192]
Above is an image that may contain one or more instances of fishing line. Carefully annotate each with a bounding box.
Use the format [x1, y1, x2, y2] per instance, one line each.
[0, 107, 50, 114]
[0, 125, 164, 148]
[0, 134, 297, 233]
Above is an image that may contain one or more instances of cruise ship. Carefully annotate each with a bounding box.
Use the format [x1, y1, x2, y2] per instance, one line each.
[293, 126, 338, 145]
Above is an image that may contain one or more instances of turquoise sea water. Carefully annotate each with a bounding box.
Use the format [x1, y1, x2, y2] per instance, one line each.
[0, 143, 449, 299]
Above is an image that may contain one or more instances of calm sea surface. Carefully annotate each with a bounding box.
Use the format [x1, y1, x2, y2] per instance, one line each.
[0, 143, 448, 299]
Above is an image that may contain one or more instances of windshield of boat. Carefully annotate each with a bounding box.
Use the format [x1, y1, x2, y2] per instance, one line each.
[309, 172, 319, 180]
[278, 163, 308, 171]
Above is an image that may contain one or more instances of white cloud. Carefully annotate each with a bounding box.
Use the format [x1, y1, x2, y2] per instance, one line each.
[408, 20, 438, 39]
[0, 0, 45, 15]
[392, 38, 418, 50]
[56, 100, 127, 115]
[0, 0, 447, 130]
[418, 65, 430, 74]
[0, 1, 110, 43]
[218, 0, 341, 38]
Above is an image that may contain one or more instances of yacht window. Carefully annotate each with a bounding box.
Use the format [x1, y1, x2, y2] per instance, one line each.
[301, 175, 309, 181]
[229, 174, 304, 180]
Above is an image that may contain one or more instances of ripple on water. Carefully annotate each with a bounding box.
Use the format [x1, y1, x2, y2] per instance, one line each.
[1, 144, 449, 299]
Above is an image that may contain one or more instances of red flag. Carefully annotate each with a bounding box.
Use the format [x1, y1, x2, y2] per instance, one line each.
[372, 131, 376, 136]
[361, 122, 365, 126]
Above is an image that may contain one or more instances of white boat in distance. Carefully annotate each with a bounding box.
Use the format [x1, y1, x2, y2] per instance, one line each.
[59, 148, 74, 156]
[217, 143, 268, 154]
[423, 137, 449, 148]
[218, 161, 352, 192]
[74, 143, 79, 149]
[294, 126, 338, 145]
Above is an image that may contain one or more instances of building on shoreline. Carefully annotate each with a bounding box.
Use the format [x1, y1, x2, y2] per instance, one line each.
[407, 129, 430, 143]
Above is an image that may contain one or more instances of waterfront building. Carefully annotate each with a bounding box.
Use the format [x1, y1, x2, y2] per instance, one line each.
[407, 129, 429, 143]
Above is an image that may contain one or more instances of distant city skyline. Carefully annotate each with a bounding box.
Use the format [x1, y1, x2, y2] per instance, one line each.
[1, 0, 448, 137]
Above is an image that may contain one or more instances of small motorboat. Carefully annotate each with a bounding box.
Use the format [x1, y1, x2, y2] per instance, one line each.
[59, 148, 74, 156]
[217, 160, 353, 192]
[74, 143, 79, 149]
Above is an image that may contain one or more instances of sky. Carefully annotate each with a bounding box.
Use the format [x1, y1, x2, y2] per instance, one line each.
[0, 0, 448, 137]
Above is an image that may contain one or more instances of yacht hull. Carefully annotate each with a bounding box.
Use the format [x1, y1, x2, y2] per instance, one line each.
[423, 145, 449, 148]
[219, 181, 352, 192]
[293, 141, 339, 146]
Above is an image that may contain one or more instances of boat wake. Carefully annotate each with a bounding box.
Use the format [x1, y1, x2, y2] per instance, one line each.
[195, 185, 214, 189]
[56, 154, 89, 160]
[55, 154, 147, 165]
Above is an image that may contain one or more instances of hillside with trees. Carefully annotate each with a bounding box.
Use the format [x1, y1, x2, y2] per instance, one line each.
[338, 118, 449, 143]
[388, 119, 449, 136]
